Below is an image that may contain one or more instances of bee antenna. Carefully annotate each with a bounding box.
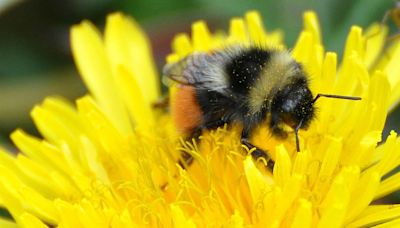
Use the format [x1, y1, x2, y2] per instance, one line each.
[294, 119, 303, 152]
[312, 93, 361, 104]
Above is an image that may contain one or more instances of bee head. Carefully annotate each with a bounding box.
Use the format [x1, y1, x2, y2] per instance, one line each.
[271, 78, 315, 132]
[271, 76, 361, 152]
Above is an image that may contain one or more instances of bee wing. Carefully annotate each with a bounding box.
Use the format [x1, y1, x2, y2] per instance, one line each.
[162, 57, 193, 86]
[163, 52, 229, 93]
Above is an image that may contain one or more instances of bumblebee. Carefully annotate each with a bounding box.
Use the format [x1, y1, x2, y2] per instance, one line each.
[164, 45, 360, 169]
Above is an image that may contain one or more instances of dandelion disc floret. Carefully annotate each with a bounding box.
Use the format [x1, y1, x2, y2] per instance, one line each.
[0, 10, 400, 228]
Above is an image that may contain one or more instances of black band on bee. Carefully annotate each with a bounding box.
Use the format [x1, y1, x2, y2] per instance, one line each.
[226, 48, 272, 94]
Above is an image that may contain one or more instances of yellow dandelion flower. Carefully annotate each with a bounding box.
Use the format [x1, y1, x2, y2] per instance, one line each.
[1, 10, 400, 228]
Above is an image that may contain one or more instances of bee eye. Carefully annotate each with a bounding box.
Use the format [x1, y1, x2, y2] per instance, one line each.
[282, 99, 296, 112]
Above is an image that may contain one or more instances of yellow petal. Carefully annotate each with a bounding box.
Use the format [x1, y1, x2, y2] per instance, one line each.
[170, 204, 196, 228]
[0, 218, 17, 228]
[104, 12, 160, 105]
[366, 71, 391, 132]
[110, 209, 136, 227]
[273, 144, 292, 187]
[345, 171, 380, 223]
[292, 150, 311, 176]
[364, 23, 388, 68]
[114, 65, 154, 128]
[303, 11, 321, 45]
[19, 213, 47, 228]
[10, 130, 66, 175]
[372, 217, 400, 228]
[318, 174, 350, 228]
[272, 174, 303, 225]
[373, 40, 400, 110]
[30, 105, 77, 148]
[245, 11, 266, 45]
[376, 171, 400, 200]
[292, 31, 312, 62]
[41, 97, 82, 135]
[313, 135, 342, 194]
[224, 210, 244, 228]
[76, 96, 122, 153]
[382, 41, 400, 92]
[0, 167, 24, 223]
[342, 26, 365, 62]
[79, 136, 110, 184]
[351, 131, 381, 167]
[376, 131, 398, 176]
[320, 52, 337, 93]
[290, 199, 312, 228]
[389, 81, 400, 111]
[348, 204, 400, 227]
[243, 156, 273, 202]
[172, 33, 193, 58]
[71, 20, 132, 135]
[54, 200, 82, 227]
[192, 21, 212, 51]
[15, 154, 60, 198]
[18, 186, 59, 224]
[228, 18, 247, 43]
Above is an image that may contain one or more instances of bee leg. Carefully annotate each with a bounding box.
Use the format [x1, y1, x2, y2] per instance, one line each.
[241, 130, 275, 170]
[178, 119, 227, 168]
[241, 139, 275, 170]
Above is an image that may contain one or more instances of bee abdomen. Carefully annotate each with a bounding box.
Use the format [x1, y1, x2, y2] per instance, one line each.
[172, 85, 203, 135]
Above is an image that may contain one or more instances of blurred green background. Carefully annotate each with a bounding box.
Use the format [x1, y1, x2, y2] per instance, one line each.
[0, 1, 398, 147]
[0, 0, 399, 205]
